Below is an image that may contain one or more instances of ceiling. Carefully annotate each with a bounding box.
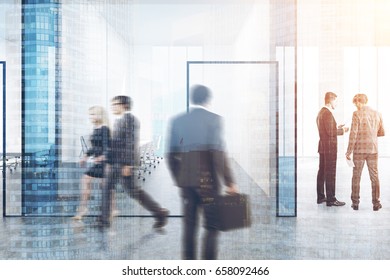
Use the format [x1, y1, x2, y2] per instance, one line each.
[100, 0, 258, 46]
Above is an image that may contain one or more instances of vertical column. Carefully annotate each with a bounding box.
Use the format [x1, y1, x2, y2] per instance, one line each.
[21, 0, 61, 215]
[270, 0, 297, 217]
[1, 61, 6, 216]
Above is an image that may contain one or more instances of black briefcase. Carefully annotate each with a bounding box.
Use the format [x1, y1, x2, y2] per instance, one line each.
[211, 193, 251, 231]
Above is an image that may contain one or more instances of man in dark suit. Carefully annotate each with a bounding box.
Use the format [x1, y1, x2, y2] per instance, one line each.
[167, 85, 238, 260]
[100, 96, 169, 229]
[316, 92, 349, 206]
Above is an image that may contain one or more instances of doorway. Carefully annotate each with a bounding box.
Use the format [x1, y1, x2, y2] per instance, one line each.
[187, 60, 296, 217]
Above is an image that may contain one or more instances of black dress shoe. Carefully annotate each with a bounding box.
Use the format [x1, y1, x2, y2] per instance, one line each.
[326, 200, 346, 207]
[317, 198, 327, 204]
[373, 204, 382, 211]
[96, 221, 110, 232]
[351, 204, 359, 210]
[153, 208, 169, 229]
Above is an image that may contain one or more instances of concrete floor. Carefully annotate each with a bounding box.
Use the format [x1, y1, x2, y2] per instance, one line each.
[1, 156, 390, 260]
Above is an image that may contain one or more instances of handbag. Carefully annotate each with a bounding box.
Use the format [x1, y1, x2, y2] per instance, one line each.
[206, 193, 251, 231]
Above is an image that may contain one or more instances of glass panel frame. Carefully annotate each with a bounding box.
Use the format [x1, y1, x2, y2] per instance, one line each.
[187, 60, 296, 217]
[1, 61, 6, 217]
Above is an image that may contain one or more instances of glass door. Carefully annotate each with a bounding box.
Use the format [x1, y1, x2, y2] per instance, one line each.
[187, 60, 296, 217]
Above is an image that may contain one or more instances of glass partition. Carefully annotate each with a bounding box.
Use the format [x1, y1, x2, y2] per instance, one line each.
[1, 0, 22, 216]
[187, 61, 296, 217]
[1, 61, 5, 216]
[187, 61, 279, 212]
[2, 0, 297, 218]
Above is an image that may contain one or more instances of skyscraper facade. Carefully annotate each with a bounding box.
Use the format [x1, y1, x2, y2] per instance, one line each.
[22, 0, 61, 214]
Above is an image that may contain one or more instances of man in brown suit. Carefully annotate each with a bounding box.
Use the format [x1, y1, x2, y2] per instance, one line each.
[316, 92, 349, 206]
[346, 93, 384, 211]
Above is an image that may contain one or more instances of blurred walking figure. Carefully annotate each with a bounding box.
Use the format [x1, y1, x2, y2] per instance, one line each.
[74, 106, 111, 220]
[167, 85, 238, 260]
[345, 93, 385, 211]
[100, 96, 169, 229]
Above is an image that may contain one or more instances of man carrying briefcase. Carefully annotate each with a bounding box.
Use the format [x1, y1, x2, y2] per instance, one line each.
[167, 85, 239, 260]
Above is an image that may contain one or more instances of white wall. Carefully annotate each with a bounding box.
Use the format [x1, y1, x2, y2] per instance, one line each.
[0, 0, 22, 215]
[128, 1, 272, 194]
[298, 0, 390, 157]
[0, 1, 22, 155]
[61, 2, 132, 162]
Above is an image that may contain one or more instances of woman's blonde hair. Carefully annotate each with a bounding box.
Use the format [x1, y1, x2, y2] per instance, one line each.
[88, 105, 110, 128]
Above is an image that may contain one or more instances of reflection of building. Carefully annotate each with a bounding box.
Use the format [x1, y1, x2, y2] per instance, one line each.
[22, 1, 61, 214]
[18, 1, 134, 215]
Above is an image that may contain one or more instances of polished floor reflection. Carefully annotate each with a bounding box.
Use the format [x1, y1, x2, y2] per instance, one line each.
[1, 157, 390, 259]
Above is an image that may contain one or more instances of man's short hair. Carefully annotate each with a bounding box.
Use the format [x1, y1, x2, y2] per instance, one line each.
[353, 93, 368, 105]
[191, 85, 211, 105]
[324, 92, 337, 104]
[112, 95, 132, 110]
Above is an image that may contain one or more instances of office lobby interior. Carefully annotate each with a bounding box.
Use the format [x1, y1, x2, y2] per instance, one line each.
[1, 0, 390, 260]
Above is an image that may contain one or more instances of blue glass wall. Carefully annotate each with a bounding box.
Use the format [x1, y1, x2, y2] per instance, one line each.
[21, 0, 61, 215]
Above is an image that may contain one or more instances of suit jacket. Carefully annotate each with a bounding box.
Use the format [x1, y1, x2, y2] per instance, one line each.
[316, 107, 344, 154]
[108, 112, 140, 166]
[167, 107, 235, 188]
[347, 106, 384, 155]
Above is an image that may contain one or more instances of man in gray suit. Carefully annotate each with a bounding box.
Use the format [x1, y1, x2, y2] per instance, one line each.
[167, 85, 238, 259]
[100, 96, 169, 228]
[346, 93, 385, 211]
